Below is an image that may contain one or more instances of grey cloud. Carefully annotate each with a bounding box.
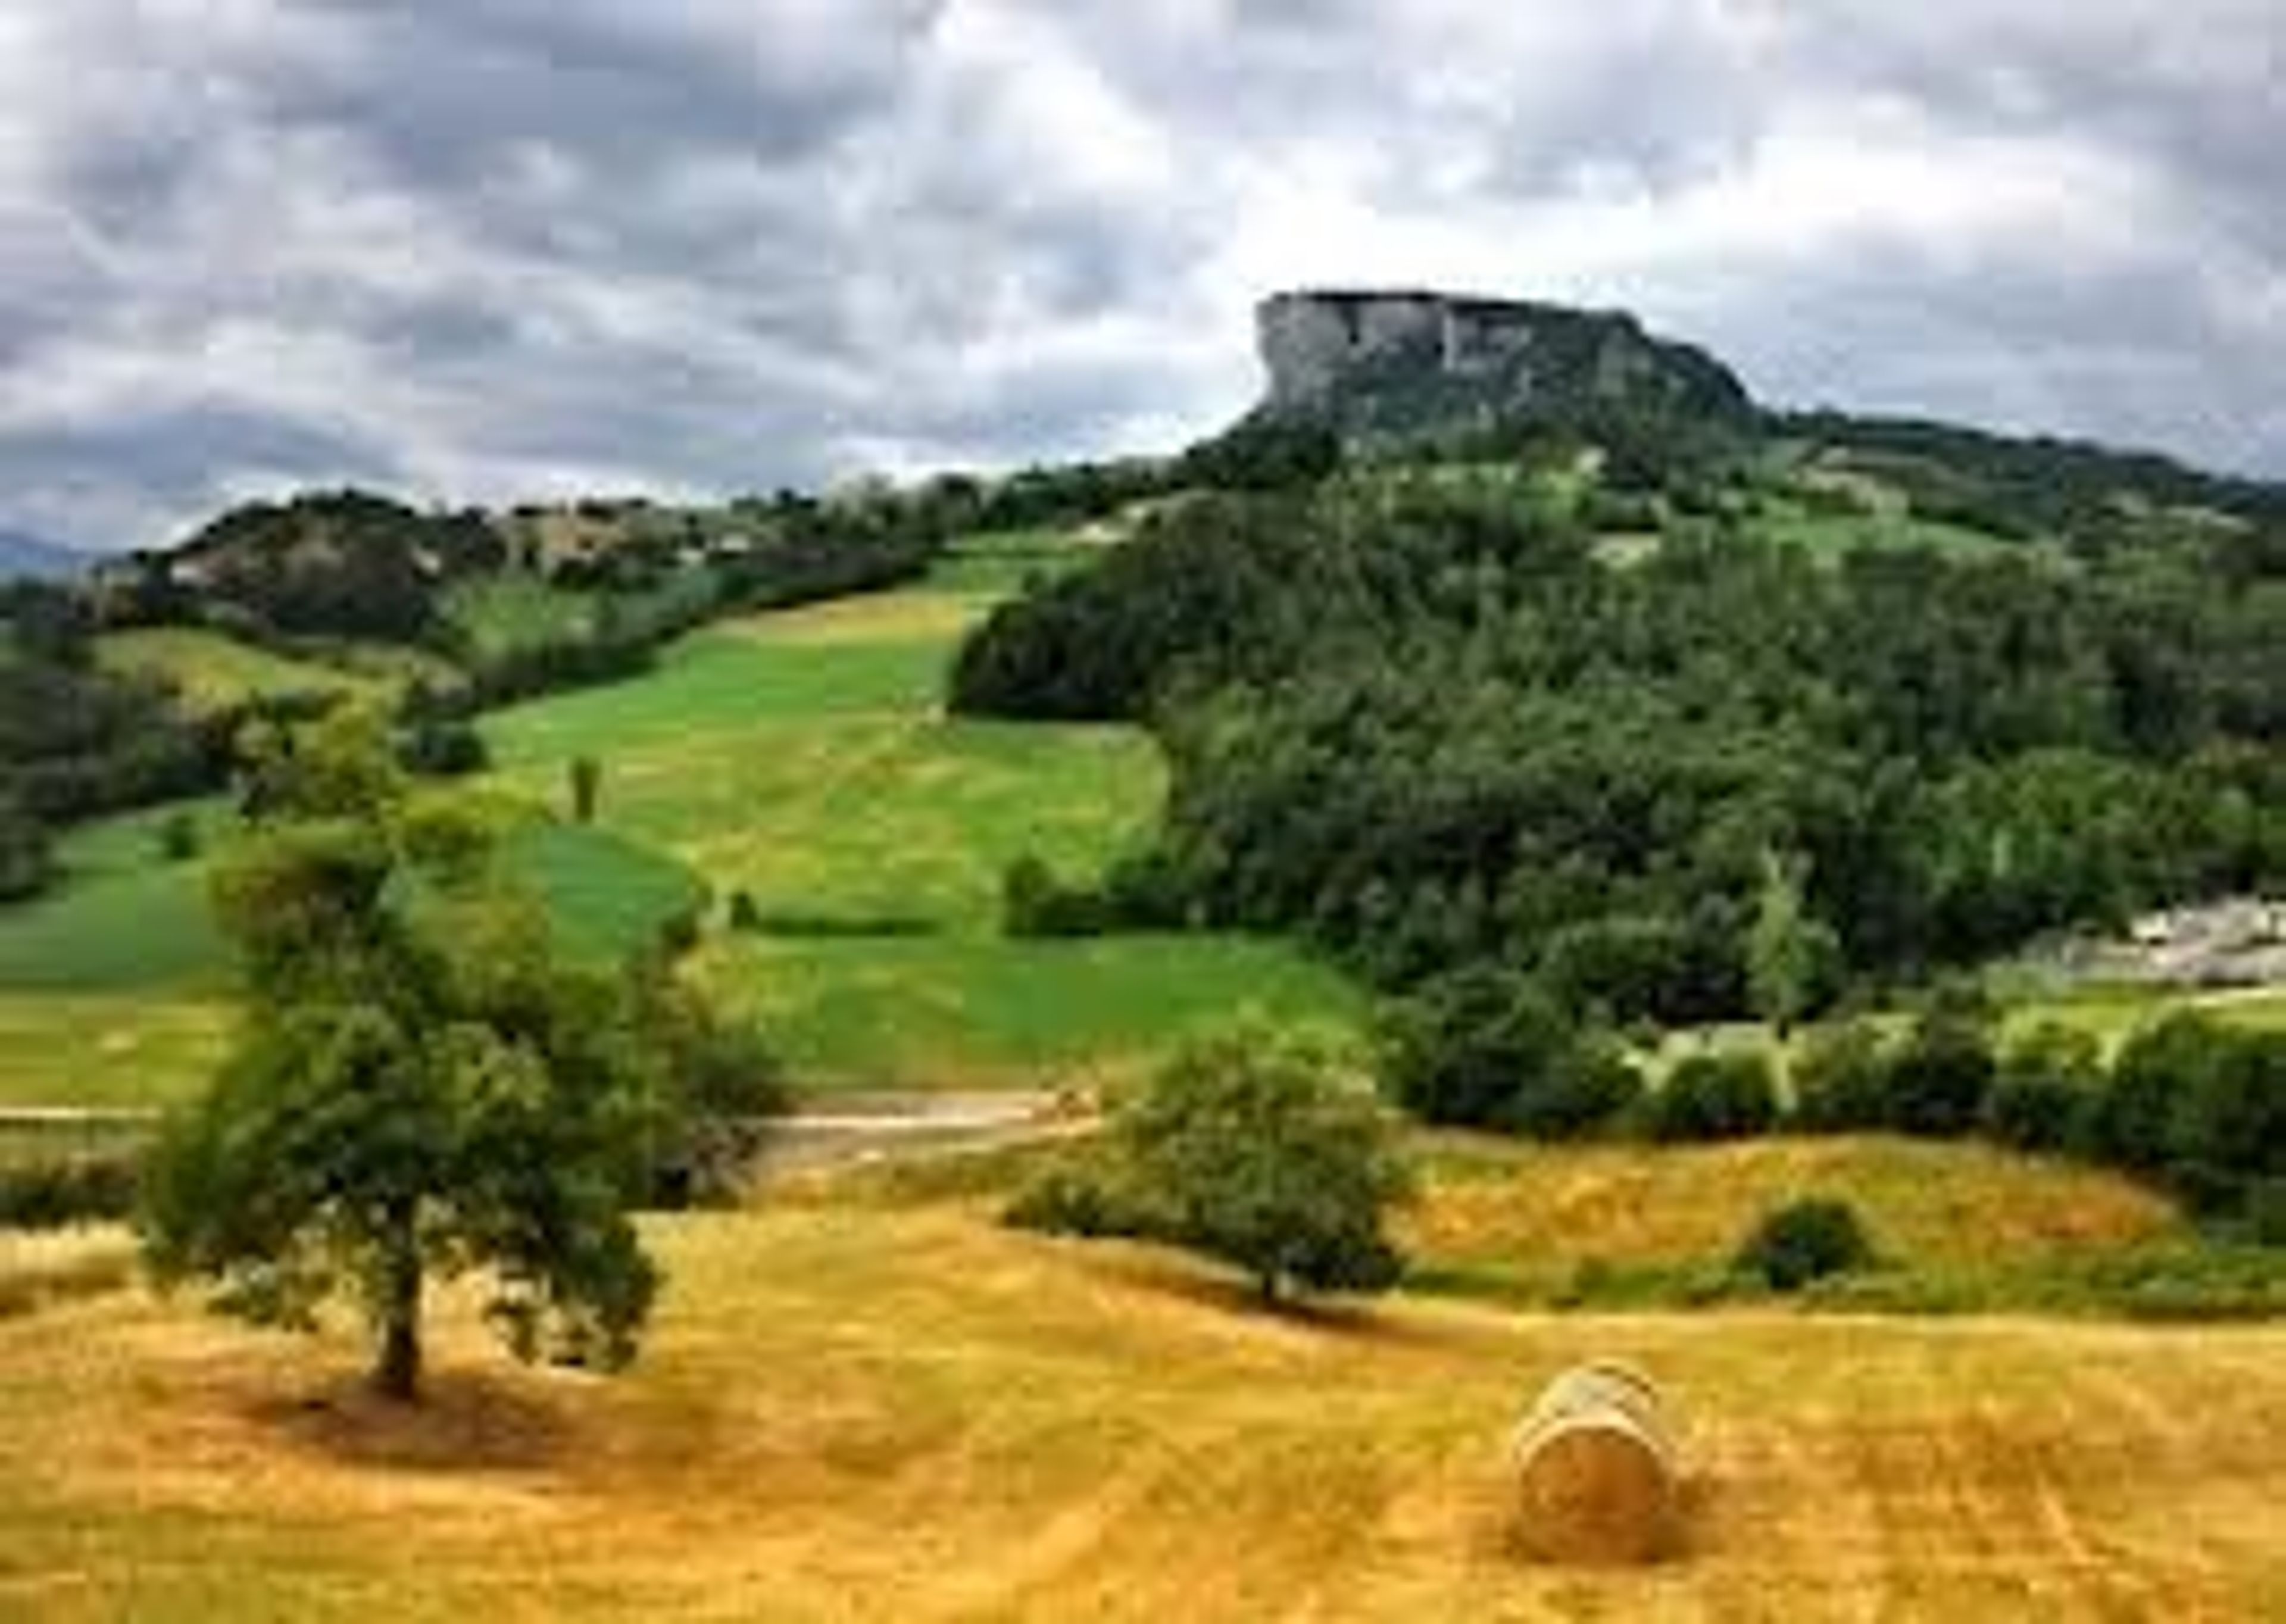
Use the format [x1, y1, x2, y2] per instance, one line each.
[0, 405, 396, 546]
[1, 1, 2282, 550]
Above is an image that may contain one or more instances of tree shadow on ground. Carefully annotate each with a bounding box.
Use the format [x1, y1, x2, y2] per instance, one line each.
[740, 911, 941, 939]
[1073, 1244, 1492, 1353]
[246, 1369, 588, 1474]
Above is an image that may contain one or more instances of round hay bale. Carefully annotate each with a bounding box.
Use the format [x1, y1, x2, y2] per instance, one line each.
[1509, 1361, 1679, 1564]
[1576, 1357, 1661, 1414]
[1518, 1364, 1672, 1457]
[1511, 1410, 1678, 1564]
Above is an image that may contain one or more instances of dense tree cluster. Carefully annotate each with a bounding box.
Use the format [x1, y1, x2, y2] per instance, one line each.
[105, 490, 505, 642]
[1382, 962, 2278, 1233]
[1794, 1005, 2284, 1235]
[1175, 415, 1344, 493]
[953, 482, 2286, 1017]
[904, 457, 1171, 536]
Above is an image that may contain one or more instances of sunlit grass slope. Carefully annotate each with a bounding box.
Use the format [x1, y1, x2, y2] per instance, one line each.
[477, 541, 1360, 1089]
[93, 627, 386, 714]
[2, 1178, 2279, 1621]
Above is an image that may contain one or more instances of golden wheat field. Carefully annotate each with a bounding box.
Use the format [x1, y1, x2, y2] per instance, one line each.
[4, 1153, 2282, 1623]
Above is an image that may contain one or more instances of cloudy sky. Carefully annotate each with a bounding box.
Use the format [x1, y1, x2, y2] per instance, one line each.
[1, 1, 2281, 549]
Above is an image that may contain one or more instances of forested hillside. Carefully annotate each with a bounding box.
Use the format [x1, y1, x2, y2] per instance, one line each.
[953, 480, 2286, 1018]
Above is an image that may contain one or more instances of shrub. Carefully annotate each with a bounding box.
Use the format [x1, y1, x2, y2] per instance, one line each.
[157, 809, 202, 864]
[398, 717, 489, 777]
[1100, 847, 1194, 929]
[1525, 1032, 1648, 1141]
[656, 906, 704, 957]
[726, 890, 761, 932]
[2088, 1013, 2228, 1173]
[1379, 967, 1640, 1138]
[0, 1152, 140, 1229]
[640, 979, 787, 1208]
[1788, 1019, 1892, 1132]
[1536, 912, 1728, 1026]
[1984, 1022, 2103, 1153]
[0, 794, 54, 902]
[2163, 1027, 2286, 1219]
[2246, 1179, 2286, 1248]
[1732, 1197, 1875, 1292]
[1003, 1163, 1139, 1239]
[1884, 1004, 1995, 1138]
[1002, 854, 1108, 938]
[1645, 1051, 1779, 1143]
[569, 754, 602, 824]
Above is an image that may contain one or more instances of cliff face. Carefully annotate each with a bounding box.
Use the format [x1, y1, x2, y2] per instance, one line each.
[1254, 289, 1754, 441]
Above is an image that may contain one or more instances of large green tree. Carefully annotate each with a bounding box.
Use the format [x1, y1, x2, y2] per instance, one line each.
[140, 712, 665, 1401]
[1112, 1022, 1413, 1305]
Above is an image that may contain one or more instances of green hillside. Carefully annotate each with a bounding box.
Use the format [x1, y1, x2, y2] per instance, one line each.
[480, 550, 1361, 1089]
[94, 627, 388, 715]
[0, 532, 1361, 1106]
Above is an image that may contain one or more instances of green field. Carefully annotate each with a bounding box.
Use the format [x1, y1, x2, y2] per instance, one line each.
[701, 932, 1360, 1085]
[1749, 505, 2010, 558]
[442, 574, 599, 659]
[0, 802, 707, 1107]
[0, 536, 1359, 1104]
[445, 569, 723, 660]
[480, 557, 1360, 1088]
[495, 822, 708, 965]
[94, 627, 388, 714]
[0, 805, 230, 996]
[0, 997, 234, 1113]
[918, 526, 1114, 595]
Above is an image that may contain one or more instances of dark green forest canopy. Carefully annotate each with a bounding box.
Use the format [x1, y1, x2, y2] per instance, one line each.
[951, 486, 2286, 1015]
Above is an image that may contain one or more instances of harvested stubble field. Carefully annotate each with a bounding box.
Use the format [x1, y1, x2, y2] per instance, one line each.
[3, 1148, 2281, 1621]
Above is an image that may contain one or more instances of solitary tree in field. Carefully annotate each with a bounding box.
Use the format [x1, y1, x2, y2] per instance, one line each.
[140, 711, 663, 1401]
[569, 754, 602, 824]
[1114, 1021, 1413, 1306]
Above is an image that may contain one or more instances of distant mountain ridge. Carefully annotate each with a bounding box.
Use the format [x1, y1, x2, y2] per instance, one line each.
[0, 529, 89, 582]
[1253, 288, 1756, 443]
[1245, 286, 2286, 536]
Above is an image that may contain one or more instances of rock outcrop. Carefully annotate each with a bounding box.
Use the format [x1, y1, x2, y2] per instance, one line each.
[1254, 289, 1753, 442]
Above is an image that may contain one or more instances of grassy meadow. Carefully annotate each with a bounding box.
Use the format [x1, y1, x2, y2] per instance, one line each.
[476, 554, 1360, 1091]
[0, 534, 1359, 1107]
[4, 1139, 2282, 1620]
[92, 627, 385, 714]
[0, 806, 227, 998]
[0, 807, 698, 1109]
[441, 574, 599, 659]
[1749, 506, 2012, 558]
[93, 626, 455, 716]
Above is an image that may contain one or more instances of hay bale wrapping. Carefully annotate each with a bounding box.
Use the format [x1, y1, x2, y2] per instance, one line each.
[1508, 1360, 1679, 1564]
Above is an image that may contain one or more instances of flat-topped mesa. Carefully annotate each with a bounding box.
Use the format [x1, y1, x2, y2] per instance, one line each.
[1254, 289, 1754, 442]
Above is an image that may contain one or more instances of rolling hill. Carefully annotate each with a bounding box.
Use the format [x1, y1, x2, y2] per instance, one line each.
[0, 528, 87, 582]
